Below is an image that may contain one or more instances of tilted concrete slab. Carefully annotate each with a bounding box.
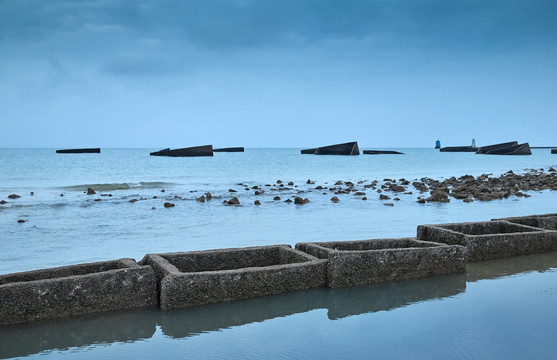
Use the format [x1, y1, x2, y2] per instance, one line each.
[295, 238, 465, 288]
[492, 213, 557, 231]
[417, 220, 557, 262]
[141, 245, 327, 310]
[0, 259, 157, 325]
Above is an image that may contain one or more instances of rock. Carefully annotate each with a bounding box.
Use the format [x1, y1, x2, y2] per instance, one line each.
[60, 194, 64, 197]
[152, 207, 156, 210]
[331, 196, 339, 203]
[205, 192, 212, 200]
[0, 200, 7, 205]
[196, 196, 206, 202]
[30, 192, 34, 196]
[129, 199, 138, 203]
[8, 194, 20, 199]
[164, 202, 175, 208]
[229, 189, 237, 193]
[254, 200, 261, 205]
[161, 189, 166, 192]
[153, 196, 158, 199]
[274, 196, 281, 201]
[417, 198, 426, 204]
[276, 180, 283, 184]
[384, 202, 394, 206]
[394, 197, 400, 201]
[288, 181, 294, 186]
[463, 198, 474, 203]
[17, 219, 26, 223]
[315, 186, 323, 190]
[86, 188, 96, 195]
[284, 199, 292, 203]
[252, 186, 259, 189]
[227, 197, 240, 205]
[354, 192, 366, 196]
[335, 181, 343, 185]
[379, 194, 391, 200]
[255, 191, 263, 195]
[94, 198, 101, 202]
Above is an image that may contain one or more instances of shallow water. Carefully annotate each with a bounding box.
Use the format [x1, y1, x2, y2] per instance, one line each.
[1, 251, 556, 360]
[1, 148, 556, 274]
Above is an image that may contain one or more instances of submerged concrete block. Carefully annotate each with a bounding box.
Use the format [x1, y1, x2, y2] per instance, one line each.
[150, 145, 213, 157]
[301, 142, 359, 155]
[417, 220, 557, 262]
[141, 245, 327, 309]
[56, 148, 100, 154]
[295, 238, 465, 288]
[0, 259, 157, 325]
[482, 142, 532, 155]
[475, 141, 518, 154]
[493, 213, 557, 231]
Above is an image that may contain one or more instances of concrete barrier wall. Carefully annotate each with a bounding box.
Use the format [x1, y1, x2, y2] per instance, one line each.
[141, 245, 327, 310]
[493, 213, 557, 231]
[0, 259, 157, 325]
[417, 220, 557, 262]
[296, 238, 466, 288]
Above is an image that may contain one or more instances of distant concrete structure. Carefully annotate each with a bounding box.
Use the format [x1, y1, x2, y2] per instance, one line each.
[141, 245, 327, 309]
[150, 145, 213, 157]
[295, 238, 465, 288]
[475, 141, 518, 154]
[417, 221, 557, 262]
[552, 149, 557, 154]
[440, 146, 478, 152]
[0, 259, 157, 325]
[493, 213, 557, 231]
[56, 148, 100, 154]
[363, 150, 404, 155]
[213, 147, 244, 152]
[482, 142, 532, 155]
[301, 142, 359, 155]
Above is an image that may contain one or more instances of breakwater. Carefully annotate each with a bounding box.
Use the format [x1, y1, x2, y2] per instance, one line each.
[1, 213, 556, 325]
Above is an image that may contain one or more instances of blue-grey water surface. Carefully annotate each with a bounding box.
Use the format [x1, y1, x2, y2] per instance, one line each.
[1, 148, 556, 359]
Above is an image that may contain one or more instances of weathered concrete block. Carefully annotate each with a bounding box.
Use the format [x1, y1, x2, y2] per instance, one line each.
[141, 245, 327, 309]
[0, 259, 157, 325]
[295, 238, 465, 288]
[493, 213, 557, 230]
[417, 220, 557, 262]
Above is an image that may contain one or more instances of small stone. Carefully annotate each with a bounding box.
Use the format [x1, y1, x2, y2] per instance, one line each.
[94, 198, 101, 202]
[60, 194, 64, 197]
[394, 197, 400, 201]
[255, 191, 263, 195]
[354, 192, 366, 196]
[417, 199, 426, 204]
[384, 202, 394, 206]
[152, 207, 156, 210]
[379, 194, 390, 200]
[153, 196, 158, 199]
[362, 197, 367, 200]
[196, 196, 206, 202]
[273, 196, 281, 201]
[294, 197, 309, 205]
[129, 199, 138, 203]
[0, 200, 7, 205]
[164, 202, 175, 208]
[161, 189, 165, 192]
[284, 199, 292, 203]
[87, 188, 96, 195]
[252, 185, 259, 189]
[276, 180, 283, 184]
[254, 200, 261, 205]
[229, 189, 237, 193]
[463, 198, 474, 203]
[17, 219, 26, 223]
[335, 181, 343, 185]
[227, 197, 240, 205]
[30, 192, 34, 196]
[331, 196, 339, 203]
[205, 192, 212, 200]
[288, 181, 294, 186]
[8, 194, 20, 199]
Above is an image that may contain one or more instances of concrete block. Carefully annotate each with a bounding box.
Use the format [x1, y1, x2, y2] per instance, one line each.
[296, 238, 465, 288]
[141, 245, 327, 309]
[492, 213, 557, 230]
[0, 259, 157, 325]
[417, 220, 557, 262]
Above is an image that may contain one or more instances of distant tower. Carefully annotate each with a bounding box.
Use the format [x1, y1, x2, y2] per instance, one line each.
[471, 138, 476, 148]
[435, 139, 441, 149]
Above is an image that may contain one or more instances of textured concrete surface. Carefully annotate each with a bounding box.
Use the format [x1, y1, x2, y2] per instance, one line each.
[141, 245, 327, 309]
[417, 220, 557, 262]
[296, 238, 465, 288]
[493, 213, 557, 230]
[0, 258, 157, 325]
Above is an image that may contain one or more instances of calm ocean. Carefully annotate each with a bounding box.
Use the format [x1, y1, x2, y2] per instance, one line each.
[1, 147, 556, 359]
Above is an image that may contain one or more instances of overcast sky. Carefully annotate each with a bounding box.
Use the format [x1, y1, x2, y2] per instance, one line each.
[1, 0, 556, 148]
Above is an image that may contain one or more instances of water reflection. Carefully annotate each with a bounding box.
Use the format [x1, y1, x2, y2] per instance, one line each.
[2, 251, 556, 359]
[0, 309, 157, 359]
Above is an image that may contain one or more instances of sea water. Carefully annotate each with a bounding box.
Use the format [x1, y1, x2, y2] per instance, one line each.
[1, 147, 556, 359]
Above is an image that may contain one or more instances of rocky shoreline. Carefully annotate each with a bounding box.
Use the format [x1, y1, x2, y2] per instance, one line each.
[2, 168, 557, 218]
